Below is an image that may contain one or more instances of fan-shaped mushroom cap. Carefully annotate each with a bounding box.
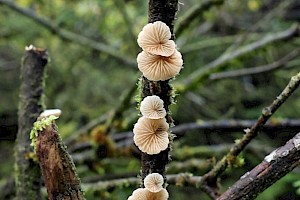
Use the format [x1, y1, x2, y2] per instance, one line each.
[140, 95, 166, 119]
[38, 109, 61, 120]
[133, 117, 169, 155]
[128, 188, 169, 200]
[127, 188, 146, 200]
[127, 196, 134, 200]
[144, 173, 164, 193]
[137, 21, 175, 57]
[137, 50, 183, 81]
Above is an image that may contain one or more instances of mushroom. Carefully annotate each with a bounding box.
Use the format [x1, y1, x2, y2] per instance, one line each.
[140, 95, 166, 119]
[137, 21, 175, 57]
[137, 49, 183, 81]
[144, 173, 164, 193]
[128, 188, 169, 200]
[133, 116, 169, 155]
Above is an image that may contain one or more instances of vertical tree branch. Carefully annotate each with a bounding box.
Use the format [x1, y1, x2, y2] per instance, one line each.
[140, 0, 178, 183]
[15, 45, 48, 199]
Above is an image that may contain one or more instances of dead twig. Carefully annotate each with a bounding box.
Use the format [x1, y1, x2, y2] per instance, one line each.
[217, 132, 300, 200]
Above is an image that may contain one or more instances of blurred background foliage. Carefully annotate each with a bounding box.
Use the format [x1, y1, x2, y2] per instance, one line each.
[1, 0, 300, 199]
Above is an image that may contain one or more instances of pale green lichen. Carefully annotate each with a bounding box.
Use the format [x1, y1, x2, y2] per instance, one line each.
[30, 115, 58, 152]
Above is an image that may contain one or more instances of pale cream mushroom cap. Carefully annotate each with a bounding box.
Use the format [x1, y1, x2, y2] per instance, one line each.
[133, 117, 169, 155]
[37, 109, 62, 121]
[137, 50, 183, 81]
[144, 173, 164, 193]
[127, 196, 134, 200]
[137, 21, 175, 57]
[140, 95, 166, 119]
[128, 188, 169, 200]
[128, 188, 147, 200]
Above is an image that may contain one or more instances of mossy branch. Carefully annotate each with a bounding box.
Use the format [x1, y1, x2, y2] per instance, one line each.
[30, 115, 58, 152]
[217, 132, 300, 200]
[202, 72, 300, 185]
[139, 0, 179, 184]
[15, 45, 48, 199]
[34, 116, 85, 200]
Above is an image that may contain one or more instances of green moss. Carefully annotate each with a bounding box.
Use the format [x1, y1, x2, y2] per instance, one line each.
[30, 115, 58, 152]
[135, 76, 143, 108]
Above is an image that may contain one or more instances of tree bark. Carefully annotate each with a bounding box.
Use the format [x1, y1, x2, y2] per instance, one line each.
[15, 45, 48, 199]
[217, 132, 300, 200]
[140, 0, 178, 183]
[36, 123, 85, 200]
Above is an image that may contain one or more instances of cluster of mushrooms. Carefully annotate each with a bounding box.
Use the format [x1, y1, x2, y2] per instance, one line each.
[128, 21, 183, 199]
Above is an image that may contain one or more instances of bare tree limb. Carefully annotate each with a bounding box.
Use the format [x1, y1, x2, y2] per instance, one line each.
[64, 114, 107, 147]
[175, 0, 225, 37]
[223, 0, 292, 54]
[0, 0, 136, 67]
[180, 34, 261, 54]
[108, 118, 300, 149]
[113, 0, 139, 53]
[82, 173, 203, 192]
[202, 72, 300, 185]
[217, 132, 300, 200]
[179, 23, 299, 92]
[65, 81, 136, 147]
[210, 48, 300, 80]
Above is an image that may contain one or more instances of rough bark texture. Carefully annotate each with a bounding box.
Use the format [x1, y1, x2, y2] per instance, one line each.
[15, 46, 48, 199]
[140, 0, 178, 183]
[36, 123, 85, 200]
[217, 132, 300, 200]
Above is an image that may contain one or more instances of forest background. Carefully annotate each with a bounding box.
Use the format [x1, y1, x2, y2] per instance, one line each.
[0, 0, 300, 199]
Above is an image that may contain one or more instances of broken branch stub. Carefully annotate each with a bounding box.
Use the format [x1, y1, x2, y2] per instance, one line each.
[36, 122, 85, 200]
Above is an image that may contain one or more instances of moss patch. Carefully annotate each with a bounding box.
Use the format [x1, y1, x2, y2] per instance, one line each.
[30, 115, 58, 152]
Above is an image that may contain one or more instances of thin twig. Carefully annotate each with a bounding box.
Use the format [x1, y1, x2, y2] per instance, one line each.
[180, 34, 261, 54]
[223, 0, 292, 54]
[64, 114, 107, 146]
[210, 48, 300, 80]
[109, 118, 300, 148]
[175, 0, 225, 37]
[113, 0, 139, 53]
[82, 173, 202, 192]
[202, 72, 300, 185]
[65, 80, 137, 146]
[217, 132, 300, 200]
[0, 0, 136, 67]
[179, 23, 299, 92]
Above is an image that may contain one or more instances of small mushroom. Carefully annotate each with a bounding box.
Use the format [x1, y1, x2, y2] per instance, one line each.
[127, 188, 147, 200]
[144, 173, 164, 193]
[137, 50, 183, 81]
[140, 95, 166, 119]
[133, 117, 169, 155]
[137, 21, 175, 57]
[128, 188, 169, 200]
[38, 109, 62, 121]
